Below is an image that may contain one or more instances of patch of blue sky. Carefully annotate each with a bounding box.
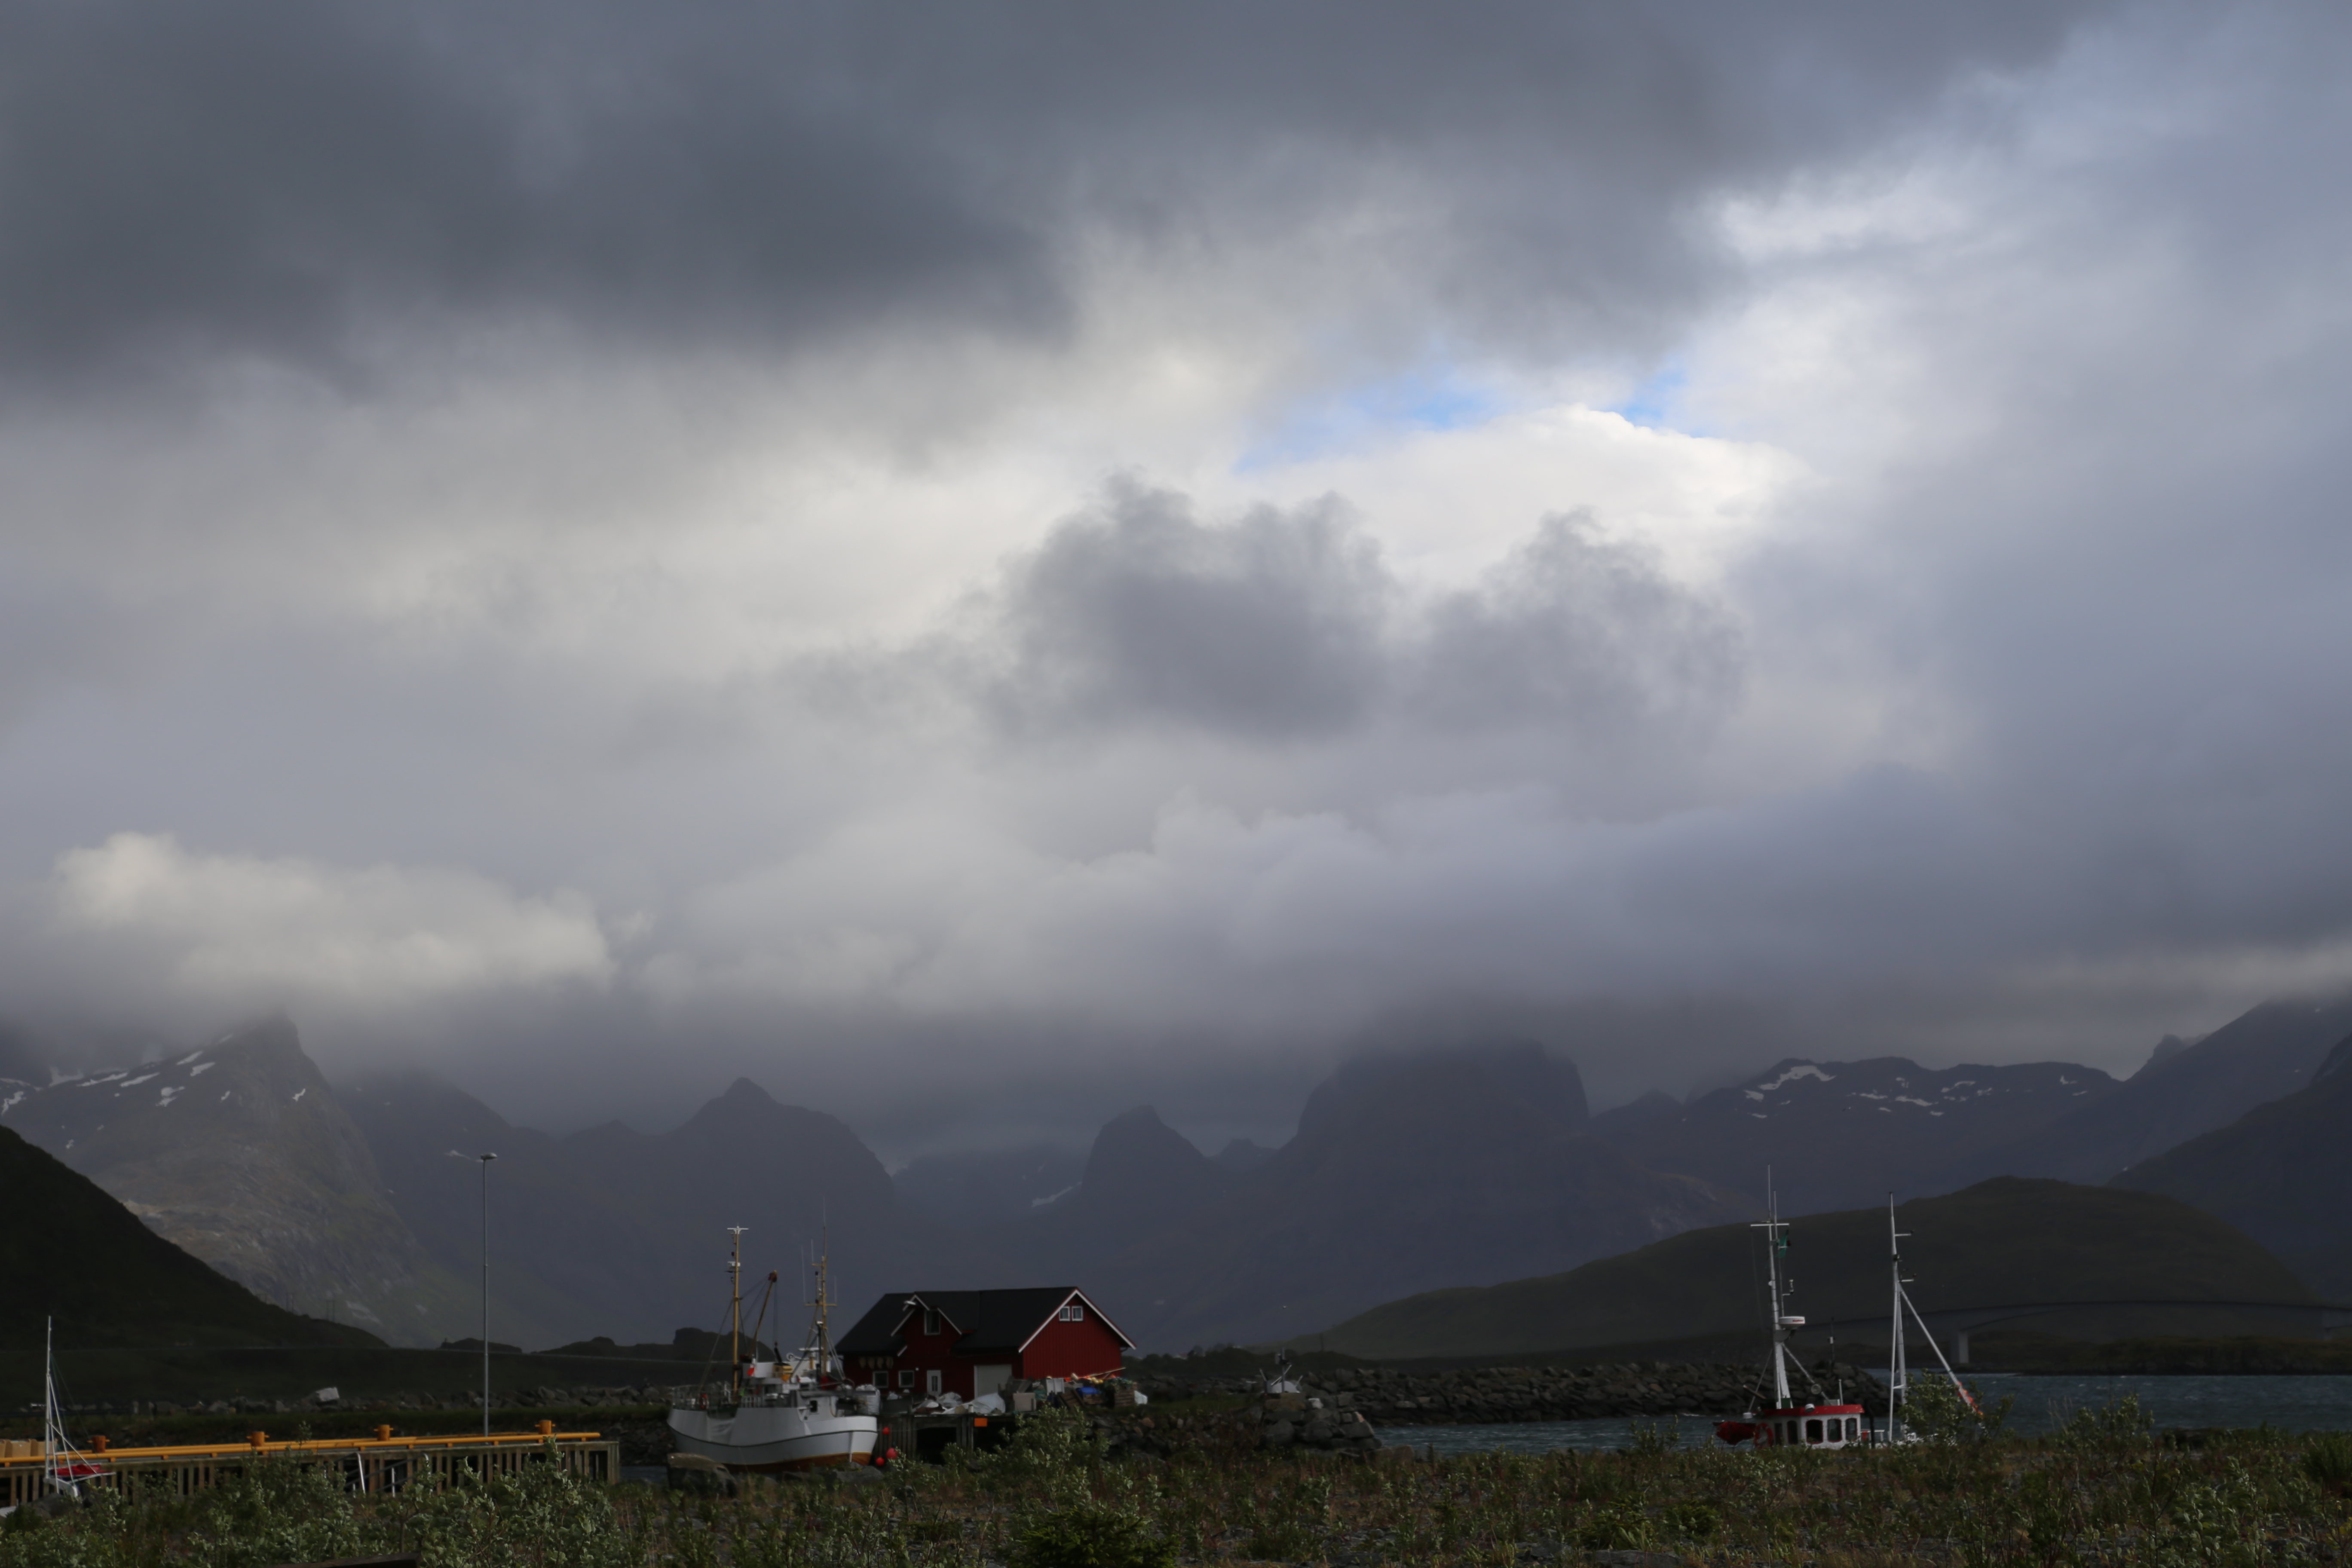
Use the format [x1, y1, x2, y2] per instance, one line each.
[1609, 361, 1690, 431]
[1234, 368, 1512, 474]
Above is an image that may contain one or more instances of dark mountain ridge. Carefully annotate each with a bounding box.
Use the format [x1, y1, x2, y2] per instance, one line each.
[1579, 994, 2352, 1225]
[2113, 1031, 2352, 1297]
[349, 1072, 1002, 1351]
[992, 1041, 1746, 1351]
[0, 1017, 466, 1341]
[0, 1123, 380, 1361]
[2011, 996, 2352, 1184]
[1589, 1055, 2116, 1216]
[1308, 1178, 2319, 1362]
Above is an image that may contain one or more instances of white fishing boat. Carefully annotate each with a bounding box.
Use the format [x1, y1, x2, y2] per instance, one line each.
[1715, 1182, 1867, 1450]
[668, 1231, 882, 1472]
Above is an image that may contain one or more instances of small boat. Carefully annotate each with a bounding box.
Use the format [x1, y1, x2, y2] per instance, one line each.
[667, 1230, 882, 1472]
[1715, 1182, 1867, 1449]
[3, 1319, 103, 1517]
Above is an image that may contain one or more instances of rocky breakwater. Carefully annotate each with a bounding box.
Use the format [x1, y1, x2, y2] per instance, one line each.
[1261, 1361, 1886, 1428]
[1256, 1390, 1386, 1455]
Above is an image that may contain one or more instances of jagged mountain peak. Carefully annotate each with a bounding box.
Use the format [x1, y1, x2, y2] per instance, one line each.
[0, 1017, 453, 1338]
[1296, 1039, 1587, 1146]
[1075, 1106, 1224, 1211]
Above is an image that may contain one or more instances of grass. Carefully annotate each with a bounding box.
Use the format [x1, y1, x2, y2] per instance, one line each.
[7, 1399, 2352, 1566]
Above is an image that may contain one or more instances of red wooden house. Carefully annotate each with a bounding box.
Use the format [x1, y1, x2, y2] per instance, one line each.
[838, 1286, 1132, 1400]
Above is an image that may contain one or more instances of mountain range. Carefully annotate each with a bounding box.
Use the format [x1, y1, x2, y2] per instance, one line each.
[6, 993, 2349, 1354]
[1584, 995, 2352, 1221]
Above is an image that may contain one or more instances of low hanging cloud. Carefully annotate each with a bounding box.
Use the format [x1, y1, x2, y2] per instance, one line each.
[47, 833, 612, 1017]
[954, 482, 1739, 744]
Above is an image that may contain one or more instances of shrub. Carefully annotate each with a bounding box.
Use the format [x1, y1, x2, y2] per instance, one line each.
[1902, 1375, 2012, 1444]
[2050, 1391, 2154, 1452]
[1661, 1499, 1721, 1540]
[1012, 1501, 1175, 1568]
[2303, 1433, 2352, 1492]
[1576, 1503, 1654, 1551]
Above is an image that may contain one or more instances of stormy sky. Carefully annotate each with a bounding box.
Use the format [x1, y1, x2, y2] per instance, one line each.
[5, 0, 2352, 1160]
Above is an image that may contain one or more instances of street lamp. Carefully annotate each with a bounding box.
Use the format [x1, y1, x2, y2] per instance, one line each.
[478, 1152, 497, 1437]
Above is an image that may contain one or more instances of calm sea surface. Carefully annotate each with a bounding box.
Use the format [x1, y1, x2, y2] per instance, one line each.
[1382, 1374, 2352, 1456]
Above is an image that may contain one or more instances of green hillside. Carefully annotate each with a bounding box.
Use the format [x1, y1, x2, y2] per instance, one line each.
[1308, 1178, 2317, 1361]
[0, 1124, 381, 1367]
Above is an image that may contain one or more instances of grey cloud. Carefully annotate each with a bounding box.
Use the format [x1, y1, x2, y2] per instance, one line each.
[962, 484, 1736, 744]
[0, 0, 1051, 389]
[1411, 512, 1741, 735]
[977, 484, 1390, 738]
[0, 0, 2116, 389]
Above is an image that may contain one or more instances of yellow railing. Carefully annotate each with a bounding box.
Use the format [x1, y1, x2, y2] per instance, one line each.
[0, 1427, 618, 1509]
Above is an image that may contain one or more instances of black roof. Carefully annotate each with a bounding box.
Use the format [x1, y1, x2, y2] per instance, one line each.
[836, 1286, 1132, 1358]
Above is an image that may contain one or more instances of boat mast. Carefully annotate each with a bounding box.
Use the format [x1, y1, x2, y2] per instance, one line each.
[809, 1229, 837, 1383]
[42, 1317, 80, 1498]
[728, 1225, 748, 1392]
[1752, 1174, 1797, 1408]
[1888, 1197, 1910, 1443]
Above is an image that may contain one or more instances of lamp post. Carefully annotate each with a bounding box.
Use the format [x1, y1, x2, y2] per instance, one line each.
[479, 1152, 497, 1437]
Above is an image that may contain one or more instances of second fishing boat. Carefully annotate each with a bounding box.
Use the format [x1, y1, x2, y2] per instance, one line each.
[668, 1230, 882, 1471]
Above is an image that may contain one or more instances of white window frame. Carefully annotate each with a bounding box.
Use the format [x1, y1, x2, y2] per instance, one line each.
[923, 1308, 940, 1336]
[925, 1369, 943, 1396]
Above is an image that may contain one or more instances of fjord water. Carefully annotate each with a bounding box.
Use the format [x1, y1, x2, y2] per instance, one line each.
[1384, 1374, 2352, 1456]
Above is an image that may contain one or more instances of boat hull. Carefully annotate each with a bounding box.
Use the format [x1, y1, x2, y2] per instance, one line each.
[668, 1406, 880, 1472]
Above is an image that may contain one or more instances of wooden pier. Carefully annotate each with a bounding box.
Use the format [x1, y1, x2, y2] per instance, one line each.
[0, 1424, 619, 1510]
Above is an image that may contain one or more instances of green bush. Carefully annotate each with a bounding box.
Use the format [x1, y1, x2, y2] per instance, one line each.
[1660, 1499, 1720, 1540]
[1012, 1501, 1174, 1568]
[2050, 1390, 2155, 1452]
[2303, 1432, 2352, 1491]
[1575, 1503, 1654, 1551]
[1902, 1374, 2013, 1444]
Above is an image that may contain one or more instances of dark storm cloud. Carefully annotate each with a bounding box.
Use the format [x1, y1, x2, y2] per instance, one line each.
[0, 0, 1049, 386]
[0, 0, 2115, 387]
[964, 483, 1736, 742]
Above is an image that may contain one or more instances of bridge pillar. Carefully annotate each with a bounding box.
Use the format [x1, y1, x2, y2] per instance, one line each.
[1953, 1331, 1969, 1366]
